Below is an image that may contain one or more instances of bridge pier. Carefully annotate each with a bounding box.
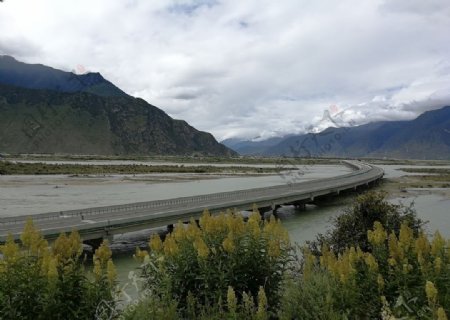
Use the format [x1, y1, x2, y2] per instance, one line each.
[288, 200, 307, 210]
[256, 205, 280, 220]
[167, 224, 174, 233]
[295, 203, 306, 210]
[84, 238, 103, 251]
[83, 235, 113, 252]
[272, 204, 281, 217]
[272, 204, 281, 216]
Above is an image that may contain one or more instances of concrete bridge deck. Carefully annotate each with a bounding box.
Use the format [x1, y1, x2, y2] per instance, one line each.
[0, 161, 383, 243]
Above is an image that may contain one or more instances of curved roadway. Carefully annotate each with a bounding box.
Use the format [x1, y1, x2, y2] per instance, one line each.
[0, 161, 383, 242]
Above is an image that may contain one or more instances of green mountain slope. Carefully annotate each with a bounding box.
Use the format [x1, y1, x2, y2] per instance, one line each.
[0, 84, 235, 156]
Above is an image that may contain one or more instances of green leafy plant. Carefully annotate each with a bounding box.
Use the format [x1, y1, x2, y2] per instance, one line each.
[281, 221, 450, 319]
[132, 208, 292, 317]
[0, 220, 116, 320]
[308, 191, 424, 255]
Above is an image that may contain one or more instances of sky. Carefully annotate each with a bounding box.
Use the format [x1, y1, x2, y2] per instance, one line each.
[1, 0, 450, 141]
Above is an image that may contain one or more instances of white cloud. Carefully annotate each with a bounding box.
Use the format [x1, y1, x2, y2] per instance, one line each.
[1, 0, 449, 141]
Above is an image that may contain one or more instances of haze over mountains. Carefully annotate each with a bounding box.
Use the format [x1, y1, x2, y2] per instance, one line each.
[222, 106, 450, 160]
[0, 56, 235, 156]
[221, 137, 287, 156]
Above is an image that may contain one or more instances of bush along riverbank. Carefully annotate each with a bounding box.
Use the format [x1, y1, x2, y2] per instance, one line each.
[1, 192, 449, 319]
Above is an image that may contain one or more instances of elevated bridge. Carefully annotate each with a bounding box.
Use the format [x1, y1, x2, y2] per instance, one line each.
[0, 161, 383, 247]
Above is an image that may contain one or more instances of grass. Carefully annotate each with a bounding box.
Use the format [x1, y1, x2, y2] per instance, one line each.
[0, 160, 295, 175]
[1, 153, 341, 165]
[368, 159, 450, 166]
[399, 167, 450, 175]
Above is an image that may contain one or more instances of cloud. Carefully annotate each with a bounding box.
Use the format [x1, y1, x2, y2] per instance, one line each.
[1, 0, 449, 141]
[308, 65, 450, 133]
[0, 37, 40, 58]
[379, 0, 450, 16]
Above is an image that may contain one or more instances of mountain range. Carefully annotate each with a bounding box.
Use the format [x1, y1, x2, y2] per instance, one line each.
[0, 56, 235, 156]
[2, 55, 448, 159]
[222, 106, 450, 160]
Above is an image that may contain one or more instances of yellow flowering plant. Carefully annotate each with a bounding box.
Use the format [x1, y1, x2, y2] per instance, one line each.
[137, 208, 292, 317]
[0, 220, 116, 320]
[281, 221, 450, 319]
[308, 191, 424, 256]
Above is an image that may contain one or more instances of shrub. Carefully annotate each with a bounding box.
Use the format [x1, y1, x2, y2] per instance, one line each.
[0, 220, 116, 320]
[122, 285, 270, 320]
[133, 208, 292, 317]
[308, 191, 424, 255]
[280, 269, 346, 320]
[281, 222, 450, 319]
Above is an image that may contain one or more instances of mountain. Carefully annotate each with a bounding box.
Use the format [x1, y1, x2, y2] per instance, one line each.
[0, 56, 235, 156]
[221, 137, 286, 155]
[0, 55, 126, 97]
[227, 106, 450, 160]
[370, 106, 450, 159]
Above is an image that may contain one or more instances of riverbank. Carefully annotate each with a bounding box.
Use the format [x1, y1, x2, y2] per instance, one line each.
[0, 160, 292, 175]
[2, 153, 341, 165]
[374, 165, 450, 199]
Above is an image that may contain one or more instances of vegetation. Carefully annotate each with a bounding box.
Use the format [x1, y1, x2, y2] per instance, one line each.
[2, 153, 342, 165]
[125, 208, 292, 319]
[0, 160, 290, 175]
[307, 191, 424, 255]
[121, 285, 272, 320]
[382, 169, 450, 192]
[281, 192, 448, 319]
[369, 159, 450, 166]
[281, 222, 450, 319]
[399, 168, 450, 175]
[0, 81, 235, 156]
[398, 168, 450, 187]
[0, 221, 116, 319]
[0, 192, 449, 319]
